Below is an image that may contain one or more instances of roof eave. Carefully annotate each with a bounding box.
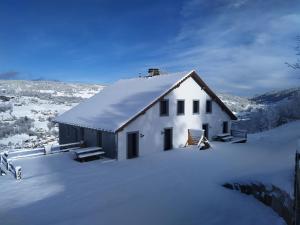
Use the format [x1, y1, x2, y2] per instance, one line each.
[53, 119, 115, 133]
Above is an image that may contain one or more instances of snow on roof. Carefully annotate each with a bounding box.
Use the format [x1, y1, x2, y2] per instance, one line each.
[54, 71, 192, 132]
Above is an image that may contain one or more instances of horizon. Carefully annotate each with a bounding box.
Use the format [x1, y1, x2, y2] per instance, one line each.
[0, 0, 300, 96]
[1, 75, 299, 98]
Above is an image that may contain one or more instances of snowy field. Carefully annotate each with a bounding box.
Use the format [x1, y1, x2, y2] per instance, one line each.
[0, 121, 299, 225]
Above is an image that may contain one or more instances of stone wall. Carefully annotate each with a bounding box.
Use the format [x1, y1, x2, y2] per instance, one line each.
[223, 182, 294, 225]
[294, 149, 300, 225]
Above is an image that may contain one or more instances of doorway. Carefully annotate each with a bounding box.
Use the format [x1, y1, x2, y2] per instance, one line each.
[223, 121, 229, 134]
[202, 124, 209, 139]
[127, 132, 139, 159]
[164, 128, 173, 151]
[97, 131, 102, 147]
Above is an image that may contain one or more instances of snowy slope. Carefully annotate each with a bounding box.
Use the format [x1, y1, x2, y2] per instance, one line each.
[0, 80, 104, 150]
[1, 121, 299, 225]
[252, 87, 300, 104]
[219, 86, 300, 133]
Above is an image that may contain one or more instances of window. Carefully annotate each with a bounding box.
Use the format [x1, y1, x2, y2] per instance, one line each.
[160, 99, 169, 116]
[177, 100, 185, 115]
[206, 100, 212, 113]
[193, 100, 200, 114]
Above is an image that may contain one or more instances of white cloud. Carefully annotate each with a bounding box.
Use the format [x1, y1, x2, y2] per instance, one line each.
[157, 0, 300, 95]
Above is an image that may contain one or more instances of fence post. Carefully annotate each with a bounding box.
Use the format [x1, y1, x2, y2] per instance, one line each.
[6, 158, 10, 171]
[295, 141, 300, 225]
[0, 154, 2, 176]
[15, 166, 22, 180]
[44, 145, 52, 155]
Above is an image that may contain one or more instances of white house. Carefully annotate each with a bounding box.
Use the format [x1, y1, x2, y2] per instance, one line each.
[54, 70, 237, 160]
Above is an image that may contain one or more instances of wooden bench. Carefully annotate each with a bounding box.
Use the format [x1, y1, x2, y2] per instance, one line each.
[231, 138, 247, 144]
[220, 136, 234, 142]
[214, 130, 247, 143]
[73, 147, 105, 161]
[216, 133, 231, 138]
[215, 133, 233, 142]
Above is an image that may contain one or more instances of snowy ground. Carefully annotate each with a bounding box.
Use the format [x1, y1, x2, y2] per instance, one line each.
[1, 121, 299, 225]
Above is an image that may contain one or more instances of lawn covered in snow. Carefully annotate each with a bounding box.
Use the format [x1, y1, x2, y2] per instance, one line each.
[0, 121, 299, 225]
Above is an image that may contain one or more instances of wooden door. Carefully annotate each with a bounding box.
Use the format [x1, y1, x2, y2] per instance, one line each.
[223, 121, 228, 133]
[202, 124, 209, 139]
[127, 132, 139, 159]
[164, 128, 173, 151]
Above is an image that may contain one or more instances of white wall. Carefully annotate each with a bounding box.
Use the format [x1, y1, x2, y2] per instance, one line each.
[117, 76, 232, 160]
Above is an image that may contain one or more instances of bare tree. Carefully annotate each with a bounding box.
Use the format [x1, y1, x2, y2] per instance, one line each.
[286, 35, 300, 69]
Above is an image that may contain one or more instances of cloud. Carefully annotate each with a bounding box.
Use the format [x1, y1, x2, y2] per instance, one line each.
[0, 71, 20, 80]
[157, 0, 300, 96]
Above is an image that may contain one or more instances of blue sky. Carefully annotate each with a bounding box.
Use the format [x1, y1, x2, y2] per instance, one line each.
[0, 0, 299, 95]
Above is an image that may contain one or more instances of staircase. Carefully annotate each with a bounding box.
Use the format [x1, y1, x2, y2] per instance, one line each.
[216, 133, 233, 142]
[216, 129, 247, 144]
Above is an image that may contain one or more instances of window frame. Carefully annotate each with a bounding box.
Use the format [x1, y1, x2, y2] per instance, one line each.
[206, 100, 212, 114]
[177, 99, 185, 115]
[193, 99, 200, 114]
[159, 99, 169, 116]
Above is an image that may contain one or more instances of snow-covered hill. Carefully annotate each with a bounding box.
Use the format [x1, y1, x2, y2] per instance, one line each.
[0, 79, 299, 150]
[219, 87, 300, 133]
[0, 80, 104, 150]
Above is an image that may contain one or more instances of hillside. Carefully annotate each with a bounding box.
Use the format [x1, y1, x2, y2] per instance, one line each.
[219, 87, 300, 133]
[0, 80, 104, 150]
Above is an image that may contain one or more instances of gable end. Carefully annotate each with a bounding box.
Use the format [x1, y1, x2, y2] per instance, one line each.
[116, 71, 237, 133]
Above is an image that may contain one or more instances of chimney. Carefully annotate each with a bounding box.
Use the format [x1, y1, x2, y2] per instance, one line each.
[148, 68, 160, 76]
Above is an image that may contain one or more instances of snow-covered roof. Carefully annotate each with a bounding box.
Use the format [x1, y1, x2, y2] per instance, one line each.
[54, 71, 192, 132]
[54, 70, 237, 132]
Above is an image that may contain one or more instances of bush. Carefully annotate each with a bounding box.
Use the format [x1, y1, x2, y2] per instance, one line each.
[0, 103, 13, 113]
[0, 116, 34, 138]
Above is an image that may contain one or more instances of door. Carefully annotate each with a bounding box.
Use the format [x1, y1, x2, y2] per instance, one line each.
[127, 132, 139, 159]
[164, 128, 173, 151]
[223, 121, 229, 133]
[80, 128, 84, 141]
[202, 124, 209, 139]
[97, 131, 102, 147]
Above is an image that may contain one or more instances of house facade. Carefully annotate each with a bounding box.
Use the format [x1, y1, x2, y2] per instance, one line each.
[54, 70, 237, 160]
